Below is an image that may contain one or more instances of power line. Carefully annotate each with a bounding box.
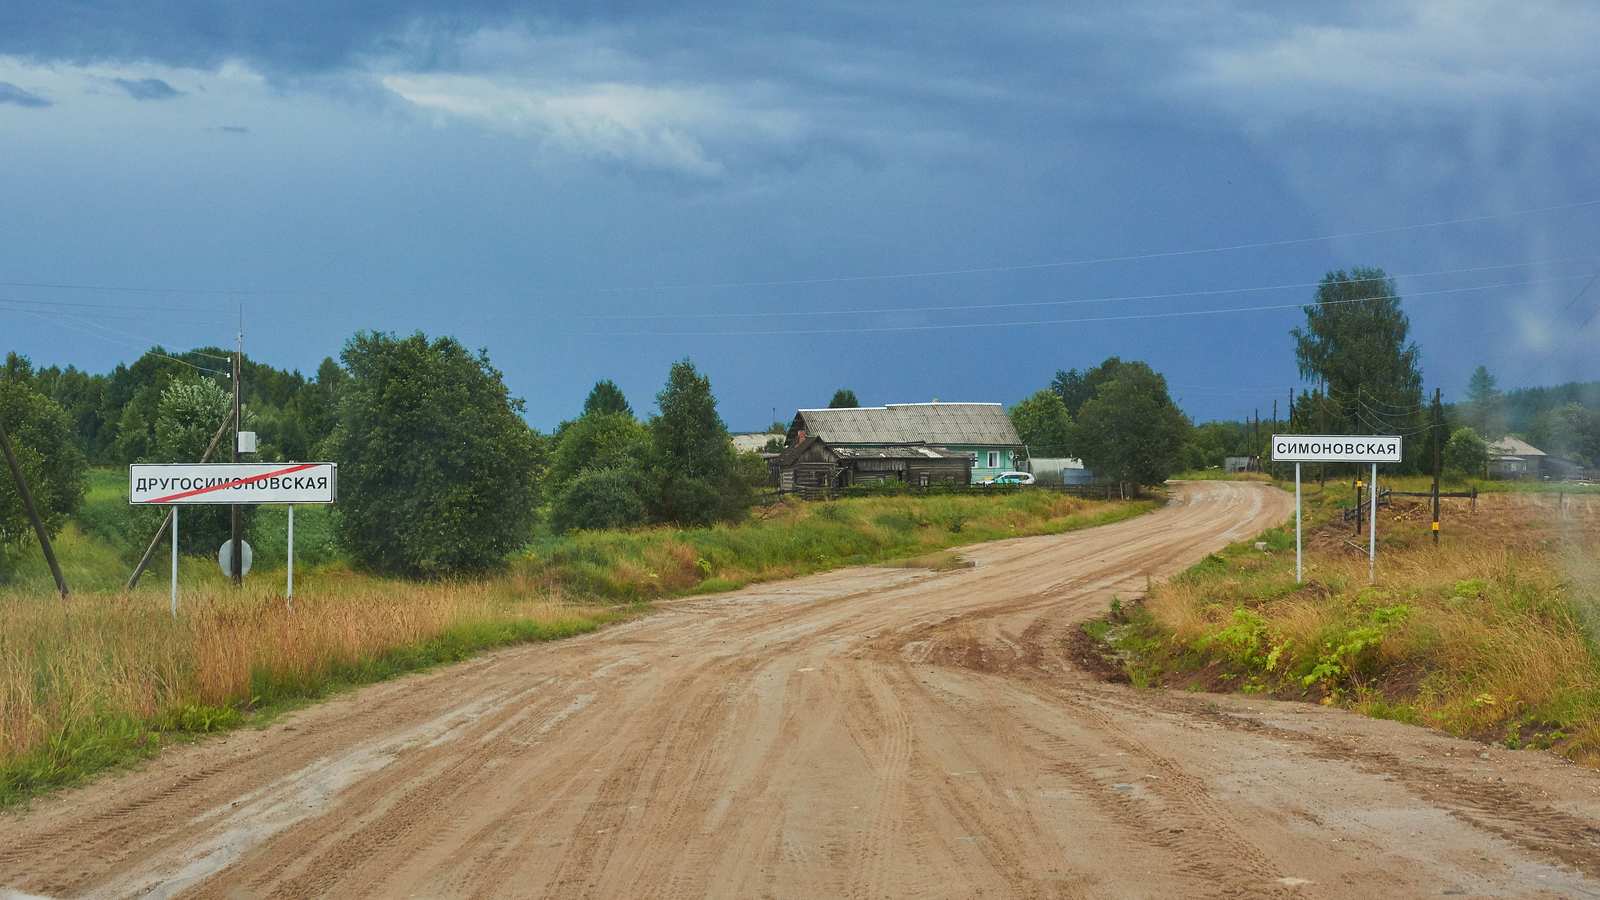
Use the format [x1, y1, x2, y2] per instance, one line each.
[11, 308, 231, 376]
[580, 197, 1600, 294]
[585, 272, 1593, 338]
[0, 294, 226, 316]
[583, 255, 1598, 321]
[6, 305, 234, 363]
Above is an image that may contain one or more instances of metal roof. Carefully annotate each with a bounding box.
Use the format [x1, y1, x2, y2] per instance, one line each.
[794, 403, 1023, 447]
[1488, 436, 1546, 457]
[832, 445, 969, 460]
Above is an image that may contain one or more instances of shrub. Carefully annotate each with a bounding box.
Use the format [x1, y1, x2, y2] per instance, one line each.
[551, 469, 647, 532]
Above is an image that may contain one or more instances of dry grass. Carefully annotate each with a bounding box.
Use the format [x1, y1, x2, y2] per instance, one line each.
[1121, 486, 1600, 763]
[0, 576, 622, 805]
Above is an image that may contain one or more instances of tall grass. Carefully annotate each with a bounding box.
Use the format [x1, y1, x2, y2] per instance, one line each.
[0, 577, 623, 807]
[520, 491, 1154, 600]
[1108, 483, 1600, 764]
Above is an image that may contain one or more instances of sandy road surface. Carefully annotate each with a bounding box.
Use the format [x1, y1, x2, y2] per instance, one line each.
[5, 481, 1600, 899]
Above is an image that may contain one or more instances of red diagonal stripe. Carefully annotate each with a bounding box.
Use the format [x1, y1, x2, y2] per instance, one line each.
[150, 463, 319, 503]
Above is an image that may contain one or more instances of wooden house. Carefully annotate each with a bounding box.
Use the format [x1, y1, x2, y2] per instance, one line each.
[775, 437, 972, 491]
[785, 403, 1025, 484]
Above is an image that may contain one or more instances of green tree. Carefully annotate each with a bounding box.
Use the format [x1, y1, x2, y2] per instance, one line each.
[828, 388, 860, 409]
[549, 412, 650, 491]
[0, 380, 87, 559]
[648, 359, 746, 525]
[551, 468, 648, 532]
[1051, 357, 1137, 419]
[152, 378, 240, 553]
[330, 332, 540, 577]
[1464, 365, 1506, 438]
[1442, 427, 1489, 477]
[582, 379, 633, 418]
[1292, 267, 1425, 469]
[1070, 364, 1190, 489]
[1008, 390, 1073, 457]
[1527, 403, 1600, 466]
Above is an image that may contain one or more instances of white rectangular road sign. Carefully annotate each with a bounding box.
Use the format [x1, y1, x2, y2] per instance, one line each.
[129, 462, 337, 505]
[1270, 434, 1402, 464]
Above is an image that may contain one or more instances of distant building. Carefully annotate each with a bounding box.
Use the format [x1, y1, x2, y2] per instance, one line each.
[1487, 436, 1583, 480]
[731, 432, 780, 454]
[1224, 456, 1257, 474]
[786, 402, 1025, 484]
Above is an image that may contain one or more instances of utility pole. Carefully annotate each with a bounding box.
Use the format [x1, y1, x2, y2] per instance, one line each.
[230, 309, 243, 587]
[0, 415, 69, 598]
[1253, 409, 1259, 471]
[125, 406, 233, 590]
[1431, 387, 1443, 546]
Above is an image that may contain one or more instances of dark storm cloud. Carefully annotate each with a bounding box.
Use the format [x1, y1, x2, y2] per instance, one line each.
[0, 80, 50, 107]
[113, 77, 182, 100]
[0, 1, 685, 72]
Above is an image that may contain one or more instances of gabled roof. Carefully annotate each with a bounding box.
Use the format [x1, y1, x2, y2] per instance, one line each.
[1488, 436, 1546, 457]
[792, 403, 1023, 447]
[832, 445, 969, 461]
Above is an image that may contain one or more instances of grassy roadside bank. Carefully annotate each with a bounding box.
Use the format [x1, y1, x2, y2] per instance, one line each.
[1085, 480, 1600, 765]
[2, 489, 1153, 808]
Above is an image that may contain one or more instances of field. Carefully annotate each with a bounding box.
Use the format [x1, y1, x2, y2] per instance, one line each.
[0, 476, 1151, 807]
[1090, 476, 1600, 764]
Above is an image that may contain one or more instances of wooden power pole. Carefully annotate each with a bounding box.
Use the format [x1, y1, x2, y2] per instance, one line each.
[230, 317, 243, 586]
[0, 414, 69, 598]
[1431, 387, 1443, 545]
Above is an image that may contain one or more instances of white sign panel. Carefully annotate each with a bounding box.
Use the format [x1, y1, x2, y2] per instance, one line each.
[129, 463, 337, 505]
[1270, 435, 1402, 464]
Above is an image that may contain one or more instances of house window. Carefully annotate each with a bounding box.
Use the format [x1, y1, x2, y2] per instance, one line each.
[986, 451, 999, 468]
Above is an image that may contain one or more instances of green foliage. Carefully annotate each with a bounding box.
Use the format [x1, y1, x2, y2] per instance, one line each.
[1299, 605, 1410, 692]
[828, 388, 860, 409]
[0, 380, 87, 561]
[647, 360, 748, 526]
[551, 468, 648, 532]
[1008, 389, 1073, 457]
[1525, 402, 1600, 467]
[330, 332, 541, 577]
[153, 378, 244, 554]
[548, 412, 649, 492]
[582, 379, 633, 418]
[1181, 420, 1254, 470]
[1070, 361, 1191, 486]
[1464, 365, 1506, 438]
[1050, 357, 1138, 419]
[1291, 267, 1426, 470]
[1443, 427, 1489, 476]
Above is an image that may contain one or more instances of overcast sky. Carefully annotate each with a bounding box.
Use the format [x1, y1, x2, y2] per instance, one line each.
[2, 1, 1597, 429]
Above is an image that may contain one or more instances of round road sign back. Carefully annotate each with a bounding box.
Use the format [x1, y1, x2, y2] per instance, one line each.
[218, 540, 254, 577]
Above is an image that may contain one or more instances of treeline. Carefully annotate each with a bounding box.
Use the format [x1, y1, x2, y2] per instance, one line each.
[1, 334, 760, 580]
[2, 350, 345, 465]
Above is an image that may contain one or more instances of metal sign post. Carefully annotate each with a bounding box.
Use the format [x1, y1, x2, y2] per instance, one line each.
[286, 505, 295, 608]
[130, 462, 336, 613]
[1294, 462, 1302, 583]
[1369, 462, 1378, 582]
[170, 508, 179, 618]
[1272, 435, 1402, 584]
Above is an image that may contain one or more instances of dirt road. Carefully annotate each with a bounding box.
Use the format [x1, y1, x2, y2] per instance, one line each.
[4, 481, 1600, 899]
